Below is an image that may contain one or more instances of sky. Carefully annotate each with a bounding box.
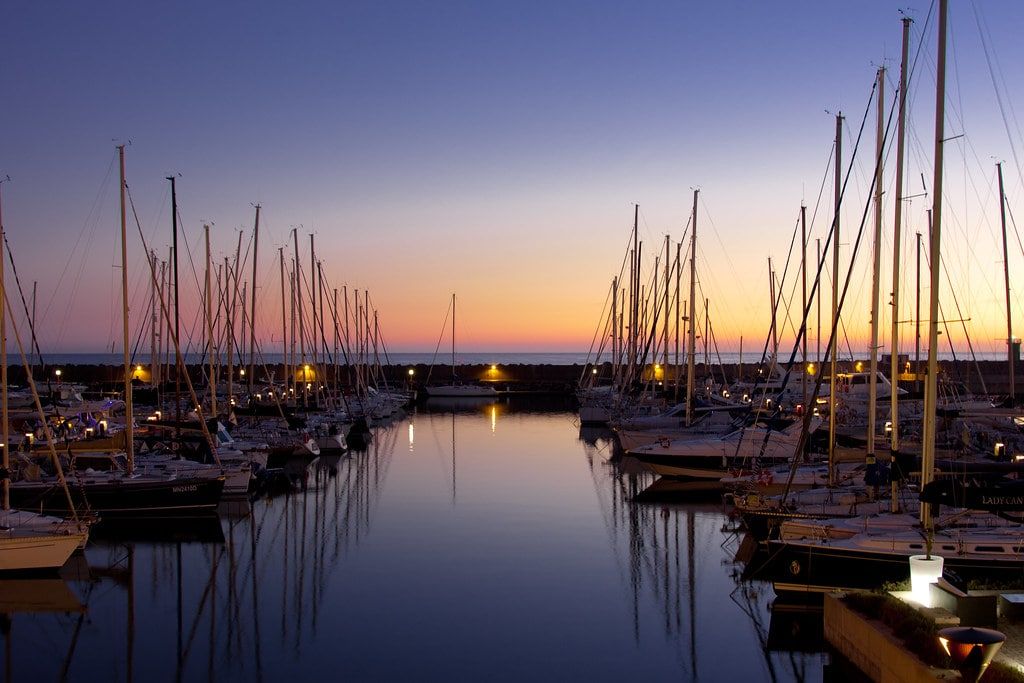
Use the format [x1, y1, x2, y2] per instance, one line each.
[2, 0, 1024, 357]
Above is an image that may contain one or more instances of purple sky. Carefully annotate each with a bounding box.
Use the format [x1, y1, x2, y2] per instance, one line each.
[2, 1, 1024, 355]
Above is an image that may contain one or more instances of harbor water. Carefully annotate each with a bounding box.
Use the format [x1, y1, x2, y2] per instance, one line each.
[0, 398, 830, 681]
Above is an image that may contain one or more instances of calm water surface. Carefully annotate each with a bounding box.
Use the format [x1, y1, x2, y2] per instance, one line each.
[1, 398, 831, 681]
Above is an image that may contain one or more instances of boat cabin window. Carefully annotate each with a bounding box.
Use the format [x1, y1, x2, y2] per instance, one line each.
[976, 546, 1005, 553]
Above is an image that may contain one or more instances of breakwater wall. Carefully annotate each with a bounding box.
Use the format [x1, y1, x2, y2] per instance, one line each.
[15, 359, 1020, 398]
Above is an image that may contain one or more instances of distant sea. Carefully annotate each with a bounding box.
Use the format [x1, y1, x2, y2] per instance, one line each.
[22, 350, 1013, 366]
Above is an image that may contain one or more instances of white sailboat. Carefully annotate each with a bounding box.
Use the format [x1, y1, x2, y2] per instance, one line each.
[425, 294, 498, 398]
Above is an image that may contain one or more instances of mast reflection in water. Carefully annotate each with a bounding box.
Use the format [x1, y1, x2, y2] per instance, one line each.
[1, 399, 830, 681]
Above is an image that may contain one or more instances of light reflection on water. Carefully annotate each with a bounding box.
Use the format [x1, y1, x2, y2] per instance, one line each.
[0, 398, 829, 681]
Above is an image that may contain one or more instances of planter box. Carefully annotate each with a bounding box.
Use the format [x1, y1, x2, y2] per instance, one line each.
[824, 593, 961, 682]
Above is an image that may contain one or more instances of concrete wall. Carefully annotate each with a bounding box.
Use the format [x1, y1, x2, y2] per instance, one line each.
[823, 593, 961, 682]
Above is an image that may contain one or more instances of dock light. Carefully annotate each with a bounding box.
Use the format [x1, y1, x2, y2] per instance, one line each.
[806, 363, 815, 375]
[240, 369, 246, 377]
[230, 398, 236, 406]
[99, 420, 108, 433]
[306, 383, 312, 390]
[490, 364, 497, 371]
[938, 626, 1005, 683]
[995, 442, 1006, 459]
[55, 369, 62, 384]
[742, 394, 750, 403]
[256, 393, 262, 400]
[855, 361, 864, 372]
[146, 415, 158, 422]
[408, 368, 415, 377]
[885, 421, 893, 436]
[1014, 454, 1024, 463]
[591, 368, 597, 375]
[765, 398, 773, 408]
[85, 428, 94, 437]
[722, 390, 730, 398]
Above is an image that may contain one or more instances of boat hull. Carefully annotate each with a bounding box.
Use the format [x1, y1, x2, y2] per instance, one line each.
[11, 476, 225, 516]
[0, 531, 86, 572]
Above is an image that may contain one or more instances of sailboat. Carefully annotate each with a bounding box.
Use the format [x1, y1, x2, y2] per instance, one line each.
[0, 178, 87, 570]
[759, 1, 1024, 593]
[424, 294, 498, 398]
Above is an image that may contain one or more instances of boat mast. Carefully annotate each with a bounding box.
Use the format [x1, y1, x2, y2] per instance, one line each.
[685, 189, 698, 427]
[801, 205, 808, 406]
[167, 175, 181, 440]
[998, 162, 1014, 403]
[867, 66, 885, 476]
[0, 176, 9, 510]
[921, 229, 929, 389]
[150, 249, 159, 390]
[674, 240, 681, 399]
[119, 146, 134, 473]
[279, 247, 288, 398]
[663, 234, 670, 376]
[309, 233, 317, 368]
[333, 287, 339, 404]
[769, 258, 777, 364]
[249, 204, 260, 394]
[611, 277, 618, 388]
[293, 229, 306, 405]
[921, 0, 949, 532]
[828, 113, 843, 487]
[205, 224, 216, 416]
[452, 293, 456, 383]
[890, 16, 912, 460]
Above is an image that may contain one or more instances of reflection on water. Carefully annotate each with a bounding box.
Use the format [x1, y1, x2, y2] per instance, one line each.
[1, 398, 828, 681]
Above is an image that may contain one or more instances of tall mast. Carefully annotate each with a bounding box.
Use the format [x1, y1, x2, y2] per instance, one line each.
[828, 113, 843, 486]
[663, 234, 670, 373]
[921, 0, 949, 531]
[0, 177, 9, 509]
[333, 287, 339, 403]
[279, 247, 288, 397]
[167, 175, 181, 438]
[801, 205, 808, 406]
[344, 286, 351, 390]
[685, 189, 698, 427]
[309, 233, 317, 368]
[674, 241, 682, 400]
[916, 229, 923, 385]
[205, 224, 216, 416]
[611, 277, 618, 387]
[998, 162, 1014, 403]
[249, 205, 260, 394]
[769, 258, 777, 362]
[150, 249, 158, 389]
[452, 293, 456, 383]
[293, 229, 306, 404]
[225, 256, 234, 407]
[626, 205, 634, 382]
[867, 66, 885, 470]
[119, 146, 134, 473]
[891, 16, 912, 456]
